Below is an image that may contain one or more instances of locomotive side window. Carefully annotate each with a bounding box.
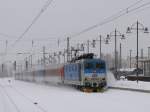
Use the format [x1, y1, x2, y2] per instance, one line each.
[71, 65, 73, 71]
[74, 65, 77, 71]
[69, 66, 72, 72]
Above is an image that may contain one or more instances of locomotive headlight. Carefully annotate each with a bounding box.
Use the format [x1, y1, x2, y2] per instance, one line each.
[85, 77, 91, 81]
[102, 78, 105, 81]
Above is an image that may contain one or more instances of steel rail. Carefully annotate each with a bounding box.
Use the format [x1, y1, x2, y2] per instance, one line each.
[108, 86, 150, 93]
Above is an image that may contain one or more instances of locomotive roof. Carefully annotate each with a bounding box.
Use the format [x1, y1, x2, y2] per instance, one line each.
[68, 58, 105, 64]
[70, 53, 94, 63]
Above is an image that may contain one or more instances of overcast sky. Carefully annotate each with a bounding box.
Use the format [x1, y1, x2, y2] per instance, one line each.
[0, 0, 150, 63]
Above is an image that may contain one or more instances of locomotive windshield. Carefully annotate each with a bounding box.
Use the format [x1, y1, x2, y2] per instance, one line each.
[84, 59, 106, 74]
[96, 63, 105, 69]
[85, 63, 94, 69]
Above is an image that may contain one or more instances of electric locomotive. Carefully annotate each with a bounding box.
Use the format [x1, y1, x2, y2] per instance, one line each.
[62, 53, 107, 91]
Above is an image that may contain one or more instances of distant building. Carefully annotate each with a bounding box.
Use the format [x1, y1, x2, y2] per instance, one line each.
[140, 59, 150, 77]
[126, 56, 148, 69]
[103, 53, 128, 70]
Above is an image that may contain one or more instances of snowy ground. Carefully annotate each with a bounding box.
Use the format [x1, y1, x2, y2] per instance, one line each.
[0, 77, 150, 112]
[107, 71, 150, 91]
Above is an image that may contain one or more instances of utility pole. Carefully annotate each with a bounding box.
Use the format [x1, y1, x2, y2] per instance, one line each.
[136, 21, 139, 83]
[58, 54, 60, 64]
[99, 35, 102, 58]
[63, 49, 66, 63]
[115, 29, 117, 72]
[29, 55, 32, 67]
[14, 61, 17, 71]
[2, 64, 4, 72]
[87, 40, 90, 53]
[63, 53, 65, 63]
[141, 49, 144, 70]
[67, 37, 70, 62]
[141, 49, 143, 59]
[130, 50, 132, 69]
[25, 60, 28, 70]
[71, 47, 73, 60]
[119, 43, 122, 69]
[31, 40, 34, 67]
[43, 46, 46, 65]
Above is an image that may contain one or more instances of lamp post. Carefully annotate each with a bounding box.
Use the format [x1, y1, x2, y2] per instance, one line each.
[107, 29, 125, 78]
[127, 21, 149, 83]
[119, 43, 122, 69]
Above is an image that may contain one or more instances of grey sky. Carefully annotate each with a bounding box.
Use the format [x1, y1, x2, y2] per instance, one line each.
[0, 0, 150, 62]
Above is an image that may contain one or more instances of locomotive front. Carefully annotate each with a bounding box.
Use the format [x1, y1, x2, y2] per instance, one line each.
[83, 59, 107, 88]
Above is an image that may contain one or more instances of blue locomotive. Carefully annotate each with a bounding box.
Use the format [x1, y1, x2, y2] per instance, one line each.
[62, 53, 107, 91]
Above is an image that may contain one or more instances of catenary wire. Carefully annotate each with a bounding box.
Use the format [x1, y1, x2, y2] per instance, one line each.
[70, 0, 150, 38]
[11, 0, 53, 47]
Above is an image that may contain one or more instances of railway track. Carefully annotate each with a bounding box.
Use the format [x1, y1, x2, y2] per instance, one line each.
[0, 84, 21, 112]
[0, 79, 48, 112]
[108, 86, 150, 93]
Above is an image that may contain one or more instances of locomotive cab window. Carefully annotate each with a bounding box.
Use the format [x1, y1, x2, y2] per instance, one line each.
[84, 63, 94, 69]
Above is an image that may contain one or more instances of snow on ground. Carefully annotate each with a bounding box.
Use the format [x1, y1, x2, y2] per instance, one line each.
[107, 71, 150, 91]
[0, 77, 150, 112]
[107, 71, 117, 86]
